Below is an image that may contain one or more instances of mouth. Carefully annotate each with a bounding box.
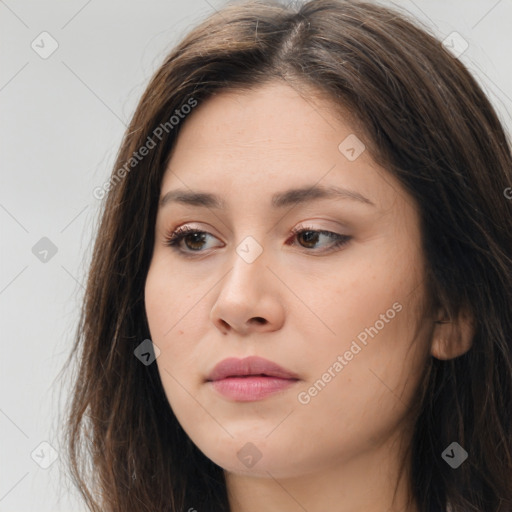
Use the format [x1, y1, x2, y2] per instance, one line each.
[206, 356, 300, 402]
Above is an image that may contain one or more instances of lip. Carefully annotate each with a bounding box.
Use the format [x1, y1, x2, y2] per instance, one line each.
[206, 356, 300, 402]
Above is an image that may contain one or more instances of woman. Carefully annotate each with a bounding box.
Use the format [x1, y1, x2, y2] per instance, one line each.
[63, 1, 512, 511]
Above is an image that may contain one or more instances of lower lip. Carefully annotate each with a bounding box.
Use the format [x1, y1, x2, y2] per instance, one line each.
[208, 376, 298, 401]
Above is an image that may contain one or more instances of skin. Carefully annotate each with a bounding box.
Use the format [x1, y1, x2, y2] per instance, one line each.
[144, 80, 473, 512]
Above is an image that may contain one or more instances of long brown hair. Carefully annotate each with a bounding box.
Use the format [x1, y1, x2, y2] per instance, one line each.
[60, 1, 512, 510]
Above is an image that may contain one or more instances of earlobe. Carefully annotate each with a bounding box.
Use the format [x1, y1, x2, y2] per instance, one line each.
[430, 308, 475, 360]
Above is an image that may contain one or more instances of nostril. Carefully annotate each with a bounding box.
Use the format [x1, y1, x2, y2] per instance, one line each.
[252, 317, 266, 325]
[218, 319, 230, 333]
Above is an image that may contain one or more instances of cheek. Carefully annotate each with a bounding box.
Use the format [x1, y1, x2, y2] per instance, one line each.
[145, 259, 205, 384]
[145, 267, 200, 427]
[145, 261, 169, 336]
[144, 259, 192, 340]
[295, 261, 429, 425]
[293, 309, 429, 460]
[145, 265, 191, 399]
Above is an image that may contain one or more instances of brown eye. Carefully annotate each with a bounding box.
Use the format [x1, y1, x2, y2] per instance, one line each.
[164, 226, 220, 254]
[288, 226, 351, 253]
[296, 230, 321, 249]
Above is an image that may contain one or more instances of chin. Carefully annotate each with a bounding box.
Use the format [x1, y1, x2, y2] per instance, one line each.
[192, 433, 315, 479]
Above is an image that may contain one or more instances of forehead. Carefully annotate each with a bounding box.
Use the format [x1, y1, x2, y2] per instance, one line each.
[168, 82, 348, 156]
[159, 82, 407, 216]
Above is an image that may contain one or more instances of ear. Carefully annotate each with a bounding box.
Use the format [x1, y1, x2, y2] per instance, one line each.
[430, 306, 475, 360]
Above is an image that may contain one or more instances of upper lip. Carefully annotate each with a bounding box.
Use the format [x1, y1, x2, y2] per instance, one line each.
[206, 356, 300, 381]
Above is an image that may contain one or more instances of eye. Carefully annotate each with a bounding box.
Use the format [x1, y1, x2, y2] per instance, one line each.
[164, 225, 221, 255]
[164, 224, 351, 257]
[287, 225, 351, 253]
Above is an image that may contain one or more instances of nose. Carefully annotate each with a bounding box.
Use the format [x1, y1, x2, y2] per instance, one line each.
[209, 248, 285, 336]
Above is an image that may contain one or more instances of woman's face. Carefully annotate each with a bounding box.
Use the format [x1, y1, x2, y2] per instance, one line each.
[144, 81, 435, 478]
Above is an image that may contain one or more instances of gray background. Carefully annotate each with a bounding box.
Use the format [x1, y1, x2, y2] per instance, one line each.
[1, 0, 511, 510]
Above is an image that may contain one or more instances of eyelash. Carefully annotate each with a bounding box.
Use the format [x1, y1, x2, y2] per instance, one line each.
[164, 224, 351, 257]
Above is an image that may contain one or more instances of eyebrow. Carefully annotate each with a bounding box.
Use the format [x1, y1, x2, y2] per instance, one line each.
[159, 184, 375, 210]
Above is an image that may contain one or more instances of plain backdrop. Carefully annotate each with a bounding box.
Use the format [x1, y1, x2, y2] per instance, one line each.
[1, 0, 511, 510]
